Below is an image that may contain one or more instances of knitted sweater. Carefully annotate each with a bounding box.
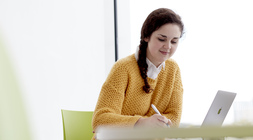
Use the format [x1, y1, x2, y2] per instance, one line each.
[92, 54, 183, 138]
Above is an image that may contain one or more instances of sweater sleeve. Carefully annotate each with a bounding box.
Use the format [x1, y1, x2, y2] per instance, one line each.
[163, 64, 184, 127]
[92, 60, 141, 131]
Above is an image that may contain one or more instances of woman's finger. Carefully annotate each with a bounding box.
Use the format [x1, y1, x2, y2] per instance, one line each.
[167, 119, 173, 126]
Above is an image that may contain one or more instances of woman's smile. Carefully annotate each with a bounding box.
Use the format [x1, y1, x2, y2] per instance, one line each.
[160, 50, 169, 55]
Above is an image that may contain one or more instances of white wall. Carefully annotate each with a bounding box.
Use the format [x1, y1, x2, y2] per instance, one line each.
[0, 0, 115, 140]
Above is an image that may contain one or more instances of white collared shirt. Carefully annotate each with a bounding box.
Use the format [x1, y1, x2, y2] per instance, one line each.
[135, 47, 165, 79]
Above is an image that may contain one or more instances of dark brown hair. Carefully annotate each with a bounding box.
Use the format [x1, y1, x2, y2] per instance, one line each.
[137, 8, 184, 93]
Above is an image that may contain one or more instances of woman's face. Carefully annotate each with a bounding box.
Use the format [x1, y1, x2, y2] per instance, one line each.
[145, 23, 181, 67]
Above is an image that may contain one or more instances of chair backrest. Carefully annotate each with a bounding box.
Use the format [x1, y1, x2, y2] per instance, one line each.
[61, 109, 93, 140]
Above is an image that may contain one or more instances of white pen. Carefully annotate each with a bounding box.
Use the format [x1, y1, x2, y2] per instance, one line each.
[151, 104, 170, 127]
[151, 104, 161, 115]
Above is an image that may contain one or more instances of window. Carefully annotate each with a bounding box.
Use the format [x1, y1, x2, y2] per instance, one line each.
[124, 0, 253, 126]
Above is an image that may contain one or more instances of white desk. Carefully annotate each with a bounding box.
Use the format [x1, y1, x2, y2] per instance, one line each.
[96, 126, 253, 140]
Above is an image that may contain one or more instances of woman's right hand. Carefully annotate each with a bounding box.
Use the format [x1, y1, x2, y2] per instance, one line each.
[134, 114, 172, 128]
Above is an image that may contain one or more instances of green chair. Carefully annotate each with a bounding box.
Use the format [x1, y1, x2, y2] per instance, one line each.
[61, 109, 94, 140]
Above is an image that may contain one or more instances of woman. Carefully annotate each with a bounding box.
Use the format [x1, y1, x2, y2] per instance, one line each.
[92, 7, 184, 138]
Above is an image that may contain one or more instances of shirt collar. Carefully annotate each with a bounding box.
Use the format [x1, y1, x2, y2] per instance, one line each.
[146, 57, 165, 70]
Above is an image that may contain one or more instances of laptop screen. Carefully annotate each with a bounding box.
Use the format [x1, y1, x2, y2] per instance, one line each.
[201, 90, 236, 127]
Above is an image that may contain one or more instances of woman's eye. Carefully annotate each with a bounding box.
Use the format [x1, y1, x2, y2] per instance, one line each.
[171, 41, 178, 44]
[158, 38, 165, 42]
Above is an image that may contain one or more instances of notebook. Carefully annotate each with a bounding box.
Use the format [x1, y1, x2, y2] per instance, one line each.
[201, 90, 237, 127]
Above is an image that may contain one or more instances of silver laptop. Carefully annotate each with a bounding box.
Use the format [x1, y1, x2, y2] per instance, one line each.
[201, 90, 236, 127]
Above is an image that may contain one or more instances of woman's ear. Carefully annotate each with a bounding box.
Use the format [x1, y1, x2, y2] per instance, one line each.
[144, 38, 149, 42]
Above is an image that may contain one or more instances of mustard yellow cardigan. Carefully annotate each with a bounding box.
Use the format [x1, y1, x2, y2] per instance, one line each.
[92, 54, 183, 138]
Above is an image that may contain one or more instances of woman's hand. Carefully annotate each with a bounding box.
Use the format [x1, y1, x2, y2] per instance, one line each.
[135, 114, 172, 128]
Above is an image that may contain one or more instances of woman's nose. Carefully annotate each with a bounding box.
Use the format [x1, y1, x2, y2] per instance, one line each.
[164, 42, 172, 49]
